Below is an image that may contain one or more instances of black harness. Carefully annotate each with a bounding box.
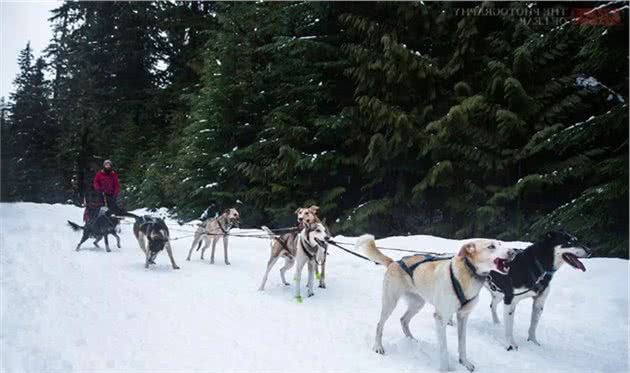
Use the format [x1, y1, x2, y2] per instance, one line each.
[299, 233, 326, 264]
[449, 258, 483, 308]
[398, 254, 482, 308]
[216, 218, 230, 234]
[397, 255, 444, 277]
[300, 234, 317, 260]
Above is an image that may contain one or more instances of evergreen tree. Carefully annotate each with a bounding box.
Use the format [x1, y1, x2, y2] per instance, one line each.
[4, 44, 55, 201]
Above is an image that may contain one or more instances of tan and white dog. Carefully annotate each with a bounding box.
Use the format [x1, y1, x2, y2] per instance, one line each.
[258, 205, 328, 290]
[186, 208, 240, 265]
[358, 235, 515, 372]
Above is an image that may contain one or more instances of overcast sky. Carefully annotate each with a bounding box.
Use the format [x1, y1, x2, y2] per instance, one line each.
[1, 1, 58, 100]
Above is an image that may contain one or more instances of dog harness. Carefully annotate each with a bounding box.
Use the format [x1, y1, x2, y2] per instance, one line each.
[216, 218, 230, 234]
[488, 257, 555, 298]
[299, 234, 326, 265]
[398, 255, 480, 308]
[397, 255, 445, 277]
[299, 235, 318, 260]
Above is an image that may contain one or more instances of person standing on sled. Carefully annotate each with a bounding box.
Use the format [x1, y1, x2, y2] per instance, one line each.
[92, 159, 121, 215]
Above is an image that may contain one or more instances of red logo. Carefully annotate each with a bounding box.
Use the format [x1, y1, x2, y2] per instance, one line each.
[572, 8, 622, 26]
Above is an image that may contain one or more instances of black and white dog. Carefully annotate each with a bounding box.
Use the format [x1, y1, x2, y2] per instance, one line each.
[68, 207, 121, 252]
[125, 213, 180, 270]
[486, 231, 591, 351]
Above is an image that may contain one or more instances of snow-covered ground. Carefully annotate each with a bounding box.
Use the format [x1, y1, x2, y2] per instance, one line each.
[1, 202, 628, 373]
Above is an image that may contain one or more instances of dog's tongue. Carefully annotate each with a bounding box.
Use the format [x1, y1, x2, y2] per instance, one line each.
[562, 253, 586, 272]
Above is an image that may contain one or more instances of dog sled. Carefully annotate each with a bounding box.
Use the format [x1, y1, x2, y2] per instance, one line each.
[83, 190, 106, 223]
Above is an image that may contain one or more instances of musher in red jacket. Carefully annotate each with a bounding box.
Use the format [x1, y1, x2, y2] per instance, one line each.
[93, 159, 121, 214]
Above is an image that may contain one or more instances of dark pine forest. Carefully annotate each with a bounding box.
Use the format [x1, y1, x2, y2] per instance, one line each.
[1, 2, 628, 256]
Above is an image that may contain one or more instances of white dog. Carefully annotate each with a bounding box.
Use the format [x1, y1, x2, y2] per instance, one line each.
[293, 222, 329, 303]
[359, 235, 515, 371]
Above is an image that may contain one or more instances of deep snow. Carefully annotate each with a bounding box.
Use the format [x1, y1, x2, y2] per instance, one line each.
[1, 203, 628, 372]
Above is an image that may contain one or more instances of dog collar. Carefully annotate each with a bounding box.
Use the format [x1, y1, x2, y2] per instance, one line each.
[463, 256, 488, 280]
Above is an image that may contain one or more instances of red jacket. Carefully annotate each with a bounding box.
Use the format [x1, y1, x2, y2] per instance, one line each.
[93, 170, 120, 196]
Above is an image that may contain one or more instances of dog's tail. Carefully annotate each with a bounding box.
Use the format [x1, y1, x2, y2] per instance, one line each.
[116, 211, 141, 220]
[67, 220, 84, 232]
[357, 234, 393, 266]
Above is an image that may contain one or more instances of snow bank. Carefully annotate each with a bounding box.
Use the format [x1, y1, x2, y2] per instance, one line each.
[1, 203, 627, 372]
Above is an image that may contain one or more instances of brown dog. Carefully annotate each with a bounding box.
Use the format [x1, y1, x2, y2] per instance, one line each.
[258, 205, 329, 290]
[186, 208, 240, 265]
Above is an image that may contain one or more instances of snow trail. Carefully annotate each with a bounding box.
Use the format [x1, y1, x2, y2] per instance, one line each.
[1, 203, 627, 372]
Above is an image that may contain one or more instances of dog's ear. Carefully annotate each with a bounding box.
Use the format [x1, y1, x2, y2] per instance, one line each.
[309, 205, 320, 214]
[295, 208, 302, 214]
[458, 242, 476, 256]
[223, 208, 230, 215]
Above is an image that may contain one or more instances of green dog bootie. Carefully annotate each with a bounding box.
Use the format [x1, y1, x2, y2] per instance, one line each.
[315, 272, 321, 280]
[295, 296, 303, 304]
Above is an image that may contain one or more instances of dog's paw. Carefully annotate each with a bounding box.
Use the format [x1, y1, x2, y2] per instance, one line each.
[295, 296, 303, 304]
[106, 248, 111, 252]
[307, 292, 314, 298]
[186, 257, 191, 261]
[506, 344, 519, 351]
[459, 359, 475, 372]
[173, 266, 180, 270]
[403, 333, 418, 342]
[209, 260, 214, 264]
[373, 345, 385, 355]
[225, 261, 231, 265]
[283, 282, 290, 286]
[318, 283, 326, 289]
[527, 337, 541, 346]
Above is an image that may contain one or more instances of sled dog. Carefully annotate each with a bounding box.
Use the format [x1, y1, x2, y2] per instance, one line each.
[258, 206, 328, 290]
[186, 208, 240, 264]
[359, 235, 515, 372]
[124, 213, 179, 270]
[485, 230, 591, 351]
[68, 206, 121, 252]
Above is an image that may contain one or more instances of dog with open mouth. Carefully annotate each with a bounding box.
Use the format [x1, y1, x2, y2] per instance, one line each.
[292, 222, 329, 303]
[359, 236, 515, 372]
[485, 230, 592, 351]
